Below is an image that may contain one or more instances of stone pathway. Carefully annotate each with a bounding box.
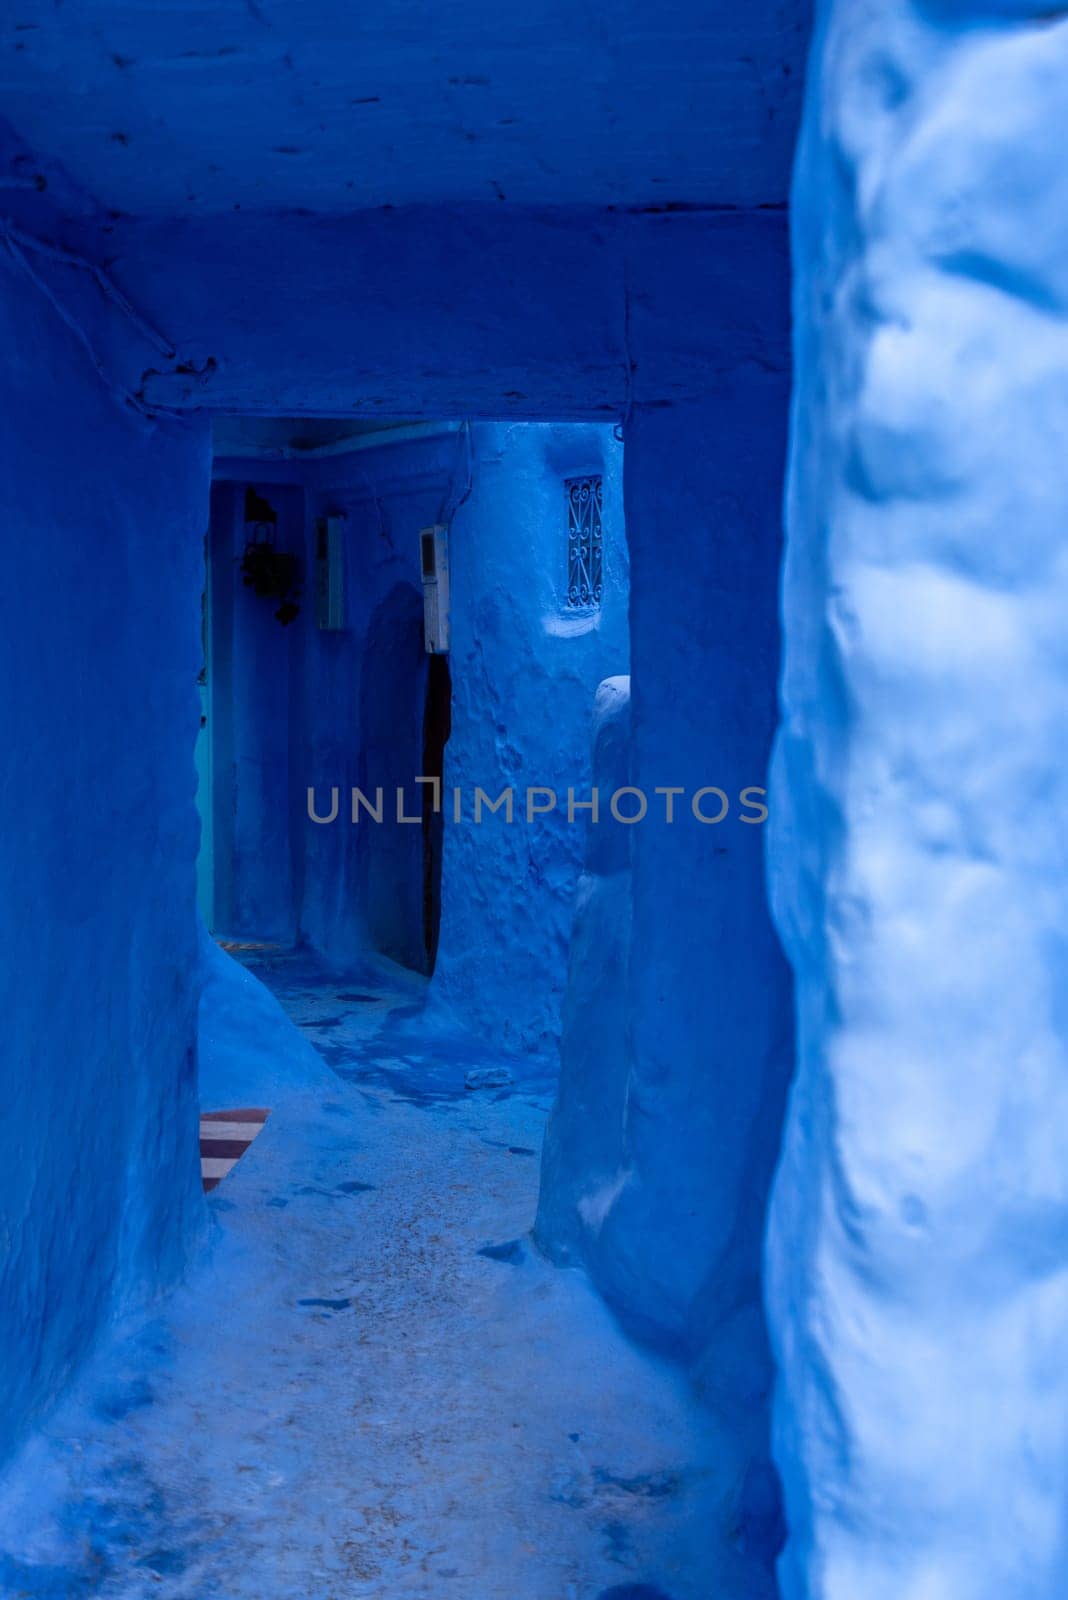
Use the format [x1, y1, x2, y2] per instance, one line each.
[0, 948, 765, 1600]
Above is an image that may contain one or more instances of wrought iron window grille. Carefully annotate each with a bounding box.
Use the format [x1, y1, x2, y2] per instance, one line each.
[566, 475, 603, 608]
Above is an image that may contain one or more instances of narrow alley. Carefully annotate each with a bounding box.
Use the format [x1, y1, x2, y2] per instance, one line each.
[0, 946, 756, 1599]
[3, 2, 1052, 1594]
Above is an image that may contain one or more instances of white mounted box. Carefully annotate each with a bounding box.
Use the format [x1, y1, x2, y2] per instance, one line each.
[420, 524, 450, 653]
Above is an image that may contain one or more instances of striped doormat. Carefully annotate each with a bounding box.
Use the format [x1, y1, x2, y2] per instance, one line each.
[200, 1108, 270, 1192]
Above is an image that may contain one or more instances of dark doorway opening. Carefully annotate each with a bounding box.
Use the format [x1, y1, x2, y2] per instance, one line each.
[358, 581, 449, 975]
[422, 652, 452, 974]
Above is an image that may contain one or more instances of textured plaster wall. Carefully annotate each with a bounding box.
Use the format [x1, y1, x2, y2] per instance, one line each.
[432, 422, 629, 1056]
[767, 5, 1068, 1596]
[0, 248, 208, 1465]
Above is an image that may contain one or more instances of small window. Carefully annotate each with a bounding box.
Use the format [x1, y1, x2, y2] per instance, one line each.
[566, 475, 603, 608]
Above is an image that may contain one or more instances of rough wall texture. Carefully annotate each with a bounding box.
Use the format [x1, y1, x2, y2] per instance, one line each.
[433, 422, 629, 1056]
[0, 248, 208, 1465]
[767, 5, 1068, 1596]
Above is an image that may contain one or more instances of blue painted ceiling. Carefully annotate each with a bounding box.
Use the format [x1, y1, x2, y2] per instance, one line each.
[212, 416, 419, 454]
[0, 0, 808, 216]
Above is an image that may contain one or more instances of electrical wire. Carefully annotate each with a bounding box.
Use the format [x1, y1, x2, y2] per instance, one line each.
[0, 220, 176, 357]
[438, 419, 474, 526]
[0, 219, 186, 421]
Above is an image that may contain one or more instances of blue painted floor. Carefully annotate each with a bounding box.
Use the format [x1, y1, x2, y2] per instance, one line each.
[0, 947, 762, 1599]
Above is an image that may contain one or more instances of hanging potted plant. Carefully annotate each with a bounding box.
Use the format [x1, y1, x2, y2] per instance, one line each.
[240, 489, 302, 625]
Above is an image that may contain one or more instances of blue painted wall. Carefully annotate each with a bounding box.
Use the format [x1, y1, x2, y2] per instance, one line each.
[433, 423, 629, 1055]
[767, 5, 1068, 1595]
[0, 248, 208, 1465]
